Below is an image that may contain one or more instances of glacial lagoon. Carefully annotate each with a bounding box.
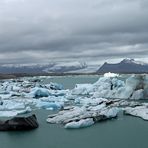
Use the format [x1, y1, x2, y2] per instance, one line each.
[0, 75, 148, 148]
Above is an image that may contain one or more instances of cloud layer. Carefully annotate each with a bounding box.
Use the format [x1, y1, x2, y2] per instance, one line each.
[0, 0, 148, 64]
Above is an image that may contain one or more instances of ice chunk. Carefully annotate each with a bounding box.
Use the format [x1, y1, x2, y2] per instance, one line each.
[27, 87, 68, 98]
[0, 94, 12, 99]
[0, 100, 25, 110]
[28, 87, 50, 98]
[124, 106, 148, 120]
[100, 107, 119, 118]
[125, 75, 140, 90]
[49, 82, 63, 90]
[0, 111, 19, 117]
[130, 89, 144, 100]
[12, 86, 21, 92]
[47, 107, 86, 124]
[88, 103, 106, 111]
[71, 84, 93, 95]
[35, 101, 64, 110]
[47, 104, 121, 129]
[75, 97, 107, 106]
[94, 77, 112, 88]
[104, 72, 119, 78]
[92, 74, 146, 99]
[0, 107, 32, 117]
[65, 118, 94, 129]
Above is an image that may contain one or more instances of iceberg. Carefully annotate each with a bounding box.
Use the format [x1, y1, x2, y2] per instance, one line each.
[0, 100, 25, 110]
[71, 84, 94, 95]
[71, 74, 148, 100]
[100, 107, 119, 118]
[26, 86, 68, 98]
[35, 101, 64, 110]
[0, 107, 31, 117]
[2, 74, 148, 130]
[48, 82, 63, 90]
[75, 97, 107, 106]
[88, 103, 106, 111]
[130, 89, 144, 100]
[47, 102, 120, 128]
[124, 106, 148, 120]
[65, 118, 94, 129]
[104, 72, 119, 78]
[27, 87, 50, 98]
[47, 107, 86, 124]
[0, 94, 12, 99]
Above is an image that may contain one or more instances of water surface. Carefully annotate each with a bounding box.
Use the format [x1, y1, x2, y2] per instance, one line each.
[0, 75, 147, 148]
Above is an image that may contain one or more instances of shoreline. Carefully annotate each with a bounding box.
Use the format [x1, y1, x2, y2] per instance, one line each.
[0, 72, 148, 80]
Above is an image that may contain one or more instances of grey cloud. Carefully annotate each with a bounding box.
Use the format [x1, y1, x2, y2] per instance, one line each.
[0, 0, 148, 64]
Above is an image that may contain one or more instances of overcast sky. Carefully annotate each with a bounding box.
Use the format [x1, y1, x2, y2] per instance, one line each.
[0, 0, 148, 65]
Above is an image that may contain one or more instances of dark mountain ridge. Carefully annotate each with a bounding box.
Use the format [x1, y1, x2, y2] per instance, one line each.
[97, 58, 148, 74]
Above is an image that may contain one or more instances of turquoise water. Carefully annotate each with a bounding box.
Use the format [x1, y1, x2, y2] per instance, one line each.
[0, 75, 148, 148]
[1, 110, 148, 148]
[43, 75, 101, 89]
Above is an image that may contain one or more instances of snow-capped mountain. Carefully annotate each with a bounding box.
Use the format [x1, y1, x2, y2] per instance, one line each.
[0, 61, 97, 74]
[120, 58, 146, 65]
[1, 58, 147, 74]
[43, 62, 87, 73]
[97, 58, 148, 74]
[0, 63, 55, 74]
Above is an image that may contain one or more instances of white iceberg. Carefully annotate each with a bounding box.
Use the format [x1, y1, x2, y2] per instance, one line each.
[130, 89, 144, 100]
[27, 87, 50, 98]
[0, 107, 31, 117]
[124, 106, 148, 120]
[35, 101, 64, 110]
[71, 84, 94, 95]
[100, 107, 119, 118]
[65, 118, 94, 129]
[104, 72, 119, 78]
[75, 97, 107, 106]
[87, 103, 106, 111]
[48, 82, 63, 90]
[71, 74, 148, 100]
[47, 103, 120, 128]
[47, 107, 87, 124]
[0, 100, 25, 110]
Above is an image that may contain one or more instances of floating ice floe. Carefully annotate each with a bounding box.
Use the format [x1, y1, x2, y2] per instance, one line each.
[124, 106, 148, 120]
[47, 82, 63, 90]
[2, 74, 148, 129]
[104, 72, 119, 78]
[0, 94, 12, 100]
[75, 97, 107, 106]
[65, 118, 94, 129]
[71, 74, 148, 100]
[35, 101, 64, 110]
[99, 107, 119, 118]
[0, 100, 25, 110]
[27, 87, 50, 98]
[71, 84, 94, 95]
[0, 106, 31, 117]
[47, 101, 120, 128]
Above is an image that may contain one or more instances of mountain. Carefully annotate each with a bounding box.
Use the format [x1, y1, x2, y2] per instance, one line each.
[45, 61, 93, 73]
[0, 63, 55, 74]
[0, 62, 93, 74]
[1, 59, 147, 74]
[97, 58, 148, 74]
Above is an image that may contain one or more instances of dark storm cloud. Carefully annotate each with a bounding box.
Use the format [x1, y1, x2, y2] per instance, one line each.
[0, 0, 148, 64]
